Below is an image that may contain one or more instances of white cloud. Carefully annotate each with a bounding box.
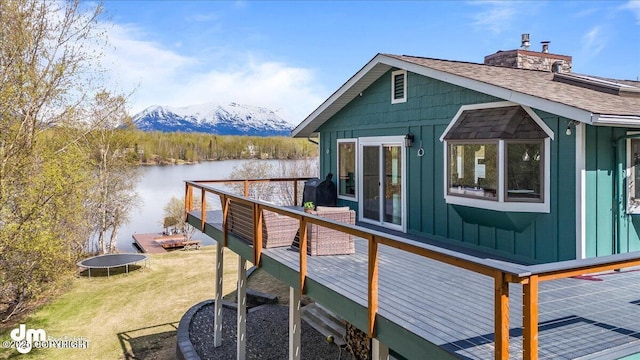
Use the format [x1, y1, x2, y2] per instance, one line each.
[171, 59, 326, 124]
[622, 0, 640, 24]
[469, 1, 518, 34]
[99, 22, 325, 125]
[582, 26, 606, 57]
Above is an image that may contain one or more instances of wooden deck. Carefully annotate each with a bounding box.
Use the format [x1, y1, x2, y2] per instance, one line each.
[189, 209, 640, 360]
[132, 233, 200, 254]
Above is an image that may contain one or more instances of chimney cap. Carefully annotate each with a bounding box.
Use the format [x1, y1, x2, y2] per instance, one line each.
[521, 33, 531, 50]
[541, 41, 550, 53]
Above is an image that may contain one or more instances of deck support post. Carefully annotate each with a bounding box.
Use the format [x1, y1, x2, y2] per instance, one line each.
[523, 275, 539, 360]
[214, 242, 224, 347]
[371, 338, 389, 360]
[237, 257, 247, 360]
[289, 286, 301, 360]
[494, 272, 509, 360]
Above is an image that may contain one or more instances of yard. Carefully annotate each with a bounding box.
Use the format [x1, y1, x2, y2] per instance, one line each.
[0, 246, 247, 360]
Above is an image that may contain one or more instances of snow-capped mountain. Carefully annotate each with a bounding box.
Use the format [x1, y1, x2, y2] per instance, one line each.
[132, 102, 293, 136]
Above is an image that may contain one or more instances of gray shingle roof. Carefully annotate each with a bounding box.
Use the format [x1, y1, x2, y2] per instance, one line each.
[292, 53, 640, 138]
[443, 106, 547, 140]
[385, 54, 640, 117]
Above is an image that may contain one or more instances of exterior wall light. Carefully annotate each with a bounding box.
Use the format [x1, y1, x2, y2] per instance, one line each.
[404, 133, 415, 148]
[566, 120, 580, 136]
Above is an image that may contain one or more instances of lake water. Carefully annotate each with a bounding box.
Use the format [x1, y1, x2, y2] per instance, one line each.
[117, 159, 311, 252]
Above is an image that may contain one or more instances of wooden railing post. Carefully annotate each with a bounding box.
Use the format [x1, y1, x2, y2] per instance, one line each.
[523, 275, 539, 360]
[494, 272, 509, 360]
[299, 217, 308, 294]
[244, 180, 249, 197]
[185, 183, 194, 213]
[253, 203, 263, 266]
[368, 235, 379, 338]
[201, 188, 207, 231]
[222, 195, 229, 247]
[184, 183, 190, 218]
[293, 180, 299, 206]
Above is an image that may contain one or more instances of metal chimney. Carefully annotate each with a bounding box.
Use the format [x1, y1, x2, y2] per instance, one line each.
[521, 34, 530, 50]
[552, 60, 563, 73]
[541, 41, 550, 53]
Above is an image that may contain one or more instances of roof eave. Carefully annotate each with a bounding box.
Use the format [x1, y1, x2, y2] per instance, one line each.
[591, 114, 640, 127]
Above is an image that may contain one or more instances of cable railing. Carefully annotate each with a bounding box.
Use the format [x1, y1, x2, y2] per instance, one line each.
[184, 177, 640, 360]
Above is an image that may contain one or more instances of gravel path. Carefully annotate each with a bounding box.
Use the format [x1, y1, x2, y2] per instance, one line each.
[189, 302, 344, 360]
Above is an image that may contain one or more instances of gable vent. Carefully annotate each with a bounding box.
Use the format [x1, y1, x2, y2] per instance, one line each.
[391, 70, 407, 104]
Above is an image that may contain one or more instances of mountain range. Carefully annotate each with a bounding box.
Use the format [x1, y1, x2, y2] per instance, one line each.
[131, 102, 293, 136]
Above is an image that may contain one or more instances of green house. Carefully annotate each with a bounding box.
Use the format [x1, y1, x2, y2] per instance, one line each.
[292, 46, 640, 265]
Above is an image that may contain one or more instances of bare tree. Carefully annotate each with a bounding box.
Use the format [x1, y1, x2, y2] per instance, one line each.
[274, 158, 318, 205]
[164, 197, 196, 242]
[227, 160, 276, 200]
[83, 91, 140, 254]
[228, 159, 319, 205]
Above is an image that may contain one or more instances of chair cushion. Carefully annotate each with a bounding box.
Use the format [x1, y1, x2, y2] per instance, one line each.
[315, 206, 350, 212]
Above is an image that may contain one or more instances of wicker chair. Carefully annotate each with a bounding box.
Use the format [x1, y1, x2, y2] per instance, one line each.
[228, 201, 299, 248]
[306, 206, 355, 256]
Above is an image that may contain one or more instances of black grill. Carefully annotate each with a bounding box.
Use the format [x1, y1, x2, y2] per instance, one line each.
[302, 173, 336, 208]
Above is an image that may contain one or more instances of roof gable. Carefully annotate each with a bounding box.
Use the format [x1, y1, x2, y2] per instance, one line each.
[443, 106, 548, 140]
[292, 53, 640, 138]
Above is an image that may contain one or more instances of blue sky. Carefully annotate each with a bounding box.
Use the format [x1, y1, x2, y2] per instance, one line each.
[99, 1, 640, 124]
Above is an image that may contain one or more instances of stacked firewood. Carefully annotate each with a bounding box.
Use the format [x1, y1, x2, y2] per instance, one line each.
[345, 322, 371, 360]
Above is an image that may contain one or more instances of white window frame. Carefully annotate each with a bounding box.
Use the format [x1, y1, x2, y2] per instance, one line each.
[337, 138, 358, 201]
[626, 132, 640, 214]
[391, 70, 407, 104]
[358, 136, 407, 232]
[440, 101, 553, 213]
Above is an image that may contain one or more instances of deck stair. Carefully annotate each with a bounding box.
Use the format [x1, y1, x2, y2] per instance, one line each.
[301, 302, 346, 347]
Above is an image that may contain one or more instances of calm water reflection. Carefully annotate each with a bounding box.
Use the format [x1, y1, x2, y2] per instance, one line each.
[117, 159, 306, 252]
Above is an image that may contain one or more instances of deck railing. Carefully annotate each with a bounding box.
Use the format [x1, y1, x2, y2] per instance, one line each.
[184, 177, 640, 360]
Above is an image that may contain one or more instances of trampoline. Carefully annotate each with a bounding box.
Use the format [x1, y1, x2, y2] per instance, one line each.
[77, 253, 149, 278]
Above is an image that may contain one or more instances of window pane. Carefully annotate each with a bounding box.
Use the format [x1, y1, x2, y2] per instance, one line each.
[363, 146, 380, 220]
[628, 138, 640, 213]
[338, 142, 356, 197]
[506, 142, 542, 201]
[448, 143, 497, 199]
[383, 145, 402, 225]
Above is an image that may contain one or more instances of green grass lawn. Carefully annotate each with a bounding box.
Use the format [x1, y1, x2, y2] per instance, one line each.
[0, 246, 240, 360]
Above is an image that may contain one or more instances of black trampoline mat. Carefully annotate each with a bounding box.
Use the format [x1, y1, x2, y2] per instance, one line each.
[78, 254, 148, 268]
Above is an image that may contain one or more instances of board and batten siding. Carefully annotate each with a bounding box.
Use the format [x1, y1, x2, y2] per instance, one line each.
[318, 69, 577, 264]
[584, 126, 640, 258]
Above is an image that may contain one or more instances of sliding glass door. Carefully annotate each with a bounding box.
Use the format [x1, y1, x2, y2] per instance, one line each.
[359, 137, 406, 231]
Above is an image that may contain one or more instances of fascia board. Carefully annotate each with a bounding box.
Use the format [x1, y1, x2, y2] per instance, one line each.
[591, 114, 640, 127]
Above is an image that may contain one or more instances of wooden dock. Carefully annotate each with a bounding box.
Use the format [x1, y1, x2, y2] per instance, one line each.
[132, 233, 200, 254]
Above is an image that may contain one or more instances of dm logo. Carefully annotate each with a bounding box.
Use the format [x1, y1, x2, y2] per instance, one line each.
[10, 324, 46, 354]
